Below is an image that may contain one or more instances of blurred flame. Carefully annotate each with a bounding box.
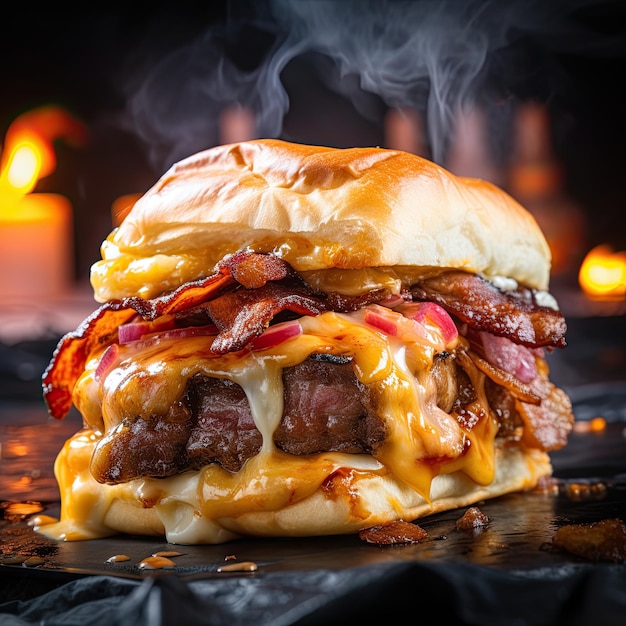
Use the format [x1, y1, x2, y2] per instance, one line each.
[578, 245, 626, 300]
[0, 105, 86, 204]
[3, 141, 42, 194]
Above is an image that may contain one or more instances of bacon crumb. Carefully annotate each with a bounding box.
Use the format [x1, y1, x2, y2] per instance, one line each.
[358, 520, 427, 545]
[455, 506, 489, 532]
[552, 518, 626, 563]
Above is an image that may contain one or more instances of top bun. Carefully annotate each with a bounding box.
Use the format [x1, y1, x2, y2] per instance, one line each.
[91, 139, 551, 302]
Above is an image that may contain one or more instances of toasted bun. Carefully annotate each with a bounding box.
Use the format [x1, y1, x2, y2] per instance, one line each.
[61, 441, 551, 544]
[91, 139, 551, 302]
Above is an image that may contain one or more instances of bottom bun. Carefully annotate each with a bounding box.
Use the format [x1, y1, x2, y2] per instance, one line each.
[38, 428, 551, 544]
[95, 442, 551, 544]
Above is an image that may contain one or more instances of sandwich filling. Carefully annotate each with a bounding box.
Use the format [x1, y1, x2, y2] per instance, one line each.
[41, 251, 573, 543]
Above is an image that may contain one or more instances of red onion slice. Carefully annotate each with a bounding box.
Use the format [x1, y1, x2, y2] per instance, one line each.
[250, 320, 303, 351]
[94, 344, 119, 382]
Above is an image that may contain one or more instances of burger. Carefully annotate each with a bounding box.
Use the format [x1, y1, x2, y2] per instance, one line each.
[40, 139, 574, 545]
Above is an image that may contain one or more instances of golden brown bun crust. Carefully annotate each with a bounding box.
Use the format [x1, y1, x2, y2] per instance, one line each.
[92, 140, 551, 302]
[101, 444, 551, 544]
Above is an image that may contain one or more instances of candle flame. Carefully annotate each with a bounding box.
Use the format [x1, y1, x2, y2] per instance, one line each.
[578, 245, 626, 300]
[0, 105, 86, 204]
[5, 141, 42, 193]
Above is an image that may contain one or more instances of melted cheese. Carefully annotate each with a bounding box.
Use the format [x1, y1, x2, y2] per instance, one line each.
[41, 309, 500, 544]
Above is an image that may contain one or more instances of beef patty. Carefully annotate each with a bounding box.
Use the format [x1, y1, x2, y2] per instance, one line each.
[90, 355, 388, 484]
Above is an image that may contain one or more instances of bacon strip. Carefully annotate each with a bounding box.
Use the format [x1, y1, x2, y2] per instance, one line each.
[221, 250, 292, 287]
[516, 373, 574, 450]
[410, 271, 567, 349]
[103, 252, 292, 321]
[42, 272, 234, 421]
[456, 343, 573, 450]
[43, 256, 569, 427]
[456, 349, 541, 405]
[42, 252, 284, 420]
[42, 307, 138, 421]
[207, 283, 327, 353]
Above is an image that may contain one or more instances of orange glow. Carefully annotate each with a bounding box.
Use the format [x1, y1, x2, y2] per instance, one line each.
[0, 106, 86, 298]
[4, 441, 29, 456]
[578, 245, 626, 300]
[0, 105, 86, 208]
[573, 416, 607, 433]
[3, 141, 42, 194]
[111, 192, 142, 226]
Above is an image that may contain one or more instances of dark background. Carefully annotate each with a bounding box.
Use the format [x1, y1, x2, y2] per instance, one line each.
[1, 0, 626, 283]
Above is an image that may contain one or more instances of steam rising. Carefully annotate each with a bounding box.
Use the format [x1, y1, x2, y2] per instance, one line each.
[117, 0, 626, 171]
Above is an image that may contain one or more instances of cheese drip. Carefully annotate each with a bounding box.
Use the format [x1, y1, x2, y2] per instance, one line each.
[41, 309, 499, 544]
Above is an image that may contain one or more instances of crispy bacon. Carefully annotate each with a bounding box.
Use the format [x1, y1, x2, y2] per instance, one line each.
[42, 307, 138, 421]
[101, 252, 292, 322]
[221, 249, 293, 287]
[42, 252, 284, 420]
[324, 288, 391, 312]
[42, 254, 570, 437]
[358, 520, 428, 545]
[456, 342, 573, 450]
[113, 261, 238, 320]
[42, 272, 232, 421]
[410, 271, 567, 349]
[206, 283, 327, 353]
[456, 348, 541, 405]
[516, 371, 574, 450]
